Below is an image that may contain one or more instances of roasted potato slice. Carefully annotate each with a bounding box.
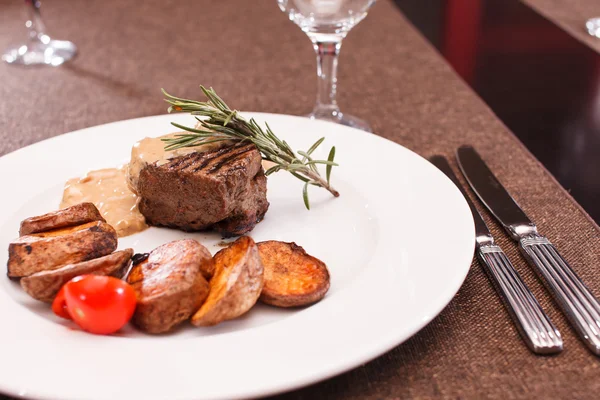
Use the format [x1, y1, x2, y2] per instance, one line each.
[19, 202, 105, 236]
[257, 241, 330, 307]
[127, 239, 212, 334]
[191, 236, 264, 327]
[7, 221, 118, 278]
[20, 249, 133, 303]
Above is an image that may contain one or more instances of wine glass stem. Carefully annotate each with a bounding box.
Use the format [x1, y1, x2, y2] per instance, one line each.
[311, 39, 342, 116]
[25, 0, 47, 42]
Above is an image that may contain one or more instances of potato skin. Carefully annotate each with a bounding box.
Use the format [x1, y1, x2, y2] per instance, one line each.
[191, 236, 264, 327]
[127, 239, 212, 334]
[7, 221, 118, 278]
[20, 249, 133, 303]
[19, 202, 105, 236]
[257, 241, 330, 308]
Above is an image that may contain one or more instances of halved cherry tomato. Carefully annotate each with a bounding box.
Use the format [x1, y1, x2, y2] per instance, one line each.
[52, 275, 137, 335]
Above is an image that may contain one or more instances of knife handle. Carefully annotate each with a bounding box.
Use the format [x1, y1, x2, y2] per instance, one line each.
[477, 244, 563, 354]
[520, 235, 600, 355]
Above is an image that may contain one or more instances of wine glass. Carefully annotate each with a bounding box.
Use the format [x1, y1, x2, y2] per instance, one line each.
[586, 17, 600, 38]
[278, 0, 376, 132]
[2, 0, 77, 66]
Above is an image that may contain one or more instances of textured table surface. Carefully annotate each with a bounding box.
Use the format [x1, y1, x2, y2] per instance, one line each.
[1, 0, 599, 398]
[522, 0, 600, 53]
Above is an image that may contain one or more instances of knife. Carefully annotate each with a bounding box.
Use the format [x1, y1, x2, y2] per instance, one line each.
[457, 145, 600, 355]
[431, 156, 562, 354]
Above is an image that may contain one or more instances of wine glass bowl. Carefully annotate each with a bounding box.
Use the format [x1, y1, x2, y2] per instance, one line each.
[278, 0, 376, 132]
[279, 0, 373, 37]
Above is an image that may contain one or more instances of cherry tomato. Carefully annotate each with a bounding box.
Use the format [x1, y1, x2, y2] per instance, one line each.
[52, 275, 137, 335]
[51, 285, 71, 320]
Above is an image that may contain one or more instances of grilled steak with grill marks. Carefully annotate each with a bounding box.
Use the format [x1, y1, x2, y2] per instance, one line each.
[136, 142, 269, 237]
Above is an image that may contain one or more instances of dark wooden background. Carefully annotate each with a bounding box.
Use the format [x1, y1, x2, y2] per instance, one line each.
[397, 0, 600, 223]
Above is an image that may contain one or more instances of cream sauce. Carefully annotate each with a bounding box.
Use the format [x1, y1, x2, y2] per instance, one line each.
[126, 132, 201, 194]
[262, 160, 277, 170]
[61, 165, 148, 238]
[61, 130, 269, 238]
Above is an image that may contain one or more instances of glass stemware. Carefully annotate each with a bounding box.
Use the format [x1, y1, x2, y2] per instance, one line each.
[586, 17, 600, 39]
[2, 0, 77, 66]
[278, 0, 376, 132]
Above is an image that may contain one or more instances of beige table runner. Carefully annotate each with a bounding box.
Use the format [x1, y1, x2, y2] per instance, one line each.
[1, 0, 600, 398]
[522, 0, 600, 53]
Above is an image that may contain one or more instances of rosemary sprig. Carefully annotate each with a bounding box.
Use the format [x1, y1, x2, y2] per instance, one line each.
[161, 86, 340, 209]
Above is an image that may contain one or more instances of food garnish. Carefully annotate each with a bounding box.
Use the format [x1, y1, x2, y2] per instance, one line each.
[52, 275, 136, 335]
[161, 86, 340, 209]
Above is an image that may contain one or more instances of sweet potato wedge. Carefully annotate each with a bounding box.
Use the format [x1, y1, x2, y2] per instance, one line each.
[257, 241, 330, 307]
[20, 249, 133, 303]
[19, 202, 105, 236]
[7, 221, 118, 278]
[127, 239, 212, 334]
[191, 236, 264, 327]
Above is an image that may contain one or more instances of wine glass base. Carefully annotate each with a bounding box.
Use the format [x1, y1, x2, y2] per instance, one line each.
[2, 38, 77, 66]
[306, 110, 372, 132]
[586, 18, 600, 38]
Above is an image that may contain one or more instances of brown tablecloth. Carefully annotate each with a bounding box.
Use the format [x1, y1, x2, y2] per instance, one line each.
[521, 0, 600, 53]
[1, 0, 600, 398]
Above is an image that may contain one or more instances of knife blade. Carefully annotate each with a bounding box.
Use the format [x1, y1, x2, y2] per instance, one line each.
[456, 145, 600, 355]
[455, 146, 535, 240]
[430, 157, 492, 246]
[430, 155, 562, 354]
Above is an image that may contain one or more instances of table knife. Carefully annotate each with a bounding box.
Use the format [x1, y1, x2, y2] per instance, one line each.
[431, 156, 562, 354]
[456, 145, 600, 355]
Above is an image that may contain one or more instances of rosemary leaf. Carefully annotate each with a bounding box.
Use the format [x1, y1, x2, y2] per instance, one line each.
[223, 110, 237, 126]
[265, 165, 281, 176]
[306, 160, 339, 166]
[302, 182, 310, 210]
[161, 86, 340, 207]
[297, 150, 312, 159]
[326, 146, 336, 185]
[290, 171, 311, 183]
[307, 137, 325, 156]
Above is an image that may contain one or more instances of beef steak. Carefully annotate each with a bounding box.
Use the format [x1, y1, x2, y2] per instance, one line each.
[137, 142, 269, 236]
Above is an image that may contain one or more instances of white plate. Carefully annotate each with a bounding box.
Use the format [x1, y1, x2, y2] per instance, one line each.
[0, 113, 474, 400]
